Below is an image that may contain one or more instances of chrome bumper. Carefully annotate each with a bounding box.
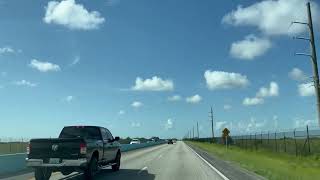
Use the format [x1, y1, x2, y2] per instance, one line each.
[26, 158, 87, 167]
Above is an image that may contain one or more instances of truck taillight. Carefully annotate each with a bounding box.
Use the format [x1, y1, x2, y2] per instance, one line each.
[80, 143, 87, 154]
[26, 143, 31, 155]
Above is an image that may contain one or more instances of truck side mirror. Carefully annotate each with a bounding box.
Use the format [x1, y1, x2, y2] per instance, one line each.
[114, 136, 120, 141]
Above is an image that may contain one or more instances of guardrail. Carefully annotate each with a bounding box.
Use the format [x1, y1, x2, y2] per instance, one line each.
[0, 141, 165, 176]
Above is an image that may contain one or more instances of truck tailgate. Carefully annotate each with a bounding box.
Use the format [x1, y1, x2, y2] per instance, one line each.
[29, 138, 85, 160]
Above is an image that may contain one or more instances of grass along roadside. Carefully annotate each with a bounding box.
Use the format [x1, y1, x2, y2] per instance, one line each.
[187, 141, 320, 180]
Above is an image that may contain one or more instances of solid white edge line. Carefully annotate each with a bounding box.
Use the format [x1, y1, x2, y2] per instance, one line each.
[62, 172, 82, 180]
[138, 166, 148, 174]
[185, 142, 230, 180]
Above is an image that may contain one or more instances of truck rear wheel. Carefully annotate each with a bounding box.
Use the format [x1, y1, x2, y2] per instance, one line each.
[112, 152, 121, 171]
[84, 156, 98, 179]
[34, 168, 52, 180]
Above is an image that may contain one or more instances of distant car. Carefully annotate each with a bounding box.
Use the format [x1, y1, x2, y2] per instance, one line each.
[168, 139, 173, 144]
[130, 139, 141, 144]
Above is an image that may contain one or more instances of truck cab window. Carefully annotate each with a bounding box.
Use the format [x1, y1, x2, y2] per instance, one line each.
[100, 128, 108, 141]
[106, 129, 114, 141]
[59, 127, 101, 140]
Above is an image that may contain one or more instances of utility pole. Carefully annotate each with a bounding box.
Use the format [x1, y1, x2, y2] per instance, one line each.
[209, 107, 214, 142]
[307, 2, 320, 126]
[293, 2, 320, 126]
[197, 121, 199, 138]
[192, 126, 194, 139]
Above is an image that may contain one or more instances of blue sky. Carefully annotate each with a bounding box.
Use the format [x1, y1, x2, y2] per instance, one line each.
[0, 0, 319, 139]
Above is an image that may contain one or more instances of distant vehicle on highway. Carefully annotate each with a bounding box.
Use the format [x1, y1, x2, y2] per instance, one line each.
[26, 126, 121, 180]
[151, 136, 160, 142]
[130, 139, 141, 144]
[168, 139, 173, 144]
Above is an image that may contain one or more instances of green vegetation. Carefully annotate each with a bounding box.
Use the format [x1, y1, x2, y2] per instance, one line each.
[0, 142, 27, 155]
[187, 141, 320, 180]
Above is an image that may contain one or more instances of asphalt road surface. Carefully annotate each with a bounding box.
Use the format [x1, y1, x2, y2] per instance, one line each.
[4, 141, 226, 180]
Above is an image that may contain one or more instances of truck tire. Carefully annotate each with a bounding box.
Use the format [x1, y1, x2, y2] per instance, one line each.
[84, 156, 98, 179]
[34, 168, 52, 180]
[112, 152, 121, 171]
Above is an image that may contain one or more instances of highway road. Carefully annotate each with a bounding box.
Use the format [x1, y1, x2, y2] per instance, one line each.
[3, 141, 226, 180]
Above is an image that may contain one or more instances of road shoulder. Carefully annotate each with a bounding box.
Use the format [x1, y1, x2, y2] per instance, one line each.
[186, 142, 266, 180]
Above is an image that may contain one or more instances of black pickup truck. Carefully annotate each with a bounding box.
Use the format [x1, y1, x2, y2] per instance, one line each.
[26, 126, 121, 180]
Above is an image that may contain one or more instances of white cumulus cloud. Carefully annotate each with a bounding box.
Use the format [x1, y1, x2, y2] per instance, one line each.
[131, 76, 174, 91]
[246, 117, 266, 132]
[222, 0, 320, 36]
[243, 81, 279, 106]
[165, 119, 174, 130]
[168, 95, 181, 101]
[43, 0, 105, 30]
[29, 59, 61, 72]
[243, 97, 264, 106]
[131, 101, 143, 108]
[230, 34, 271, 60]
[0, 47, 14, 54]
[298, 82, 315, 96]
[256, 81, 279, 97]
[204, 70, 249, 90]
[14, 80, 37, 87]
[186, 94, 202, 104]
[289, 68, 308, 82]
[215, 121, 227, 131]
[294, 118, 316, 128]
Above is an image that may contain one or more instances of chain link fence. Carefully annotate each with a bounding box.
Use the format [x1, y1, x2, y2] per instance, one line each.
[232, 126, 320, 156]
[186, 125, 320, 156]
